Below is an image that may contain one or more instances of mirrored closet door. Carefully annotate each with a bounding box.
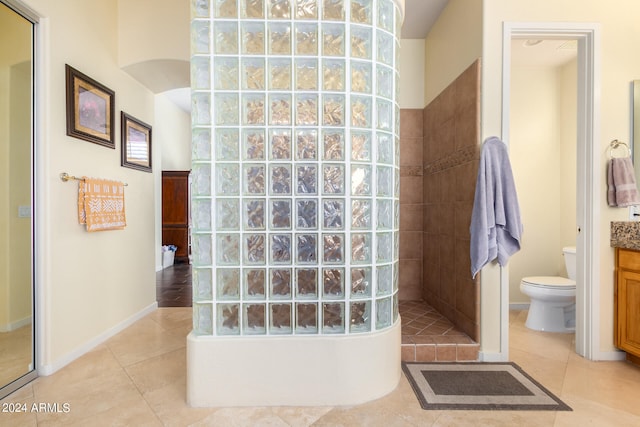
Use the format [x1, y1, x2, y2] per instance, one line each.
[0, 0, 37, 400]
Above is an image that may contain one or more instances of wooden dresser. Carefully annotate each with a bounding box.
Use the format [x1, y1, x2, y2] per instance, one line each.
[162, 171, 190, 263]
[614, 247, 640, 365]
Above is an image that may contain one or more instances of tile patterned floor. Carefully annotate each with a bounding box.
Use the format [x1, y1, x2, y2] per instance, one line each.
[400, 300, 479, 362]
[3, 308, 640, 426]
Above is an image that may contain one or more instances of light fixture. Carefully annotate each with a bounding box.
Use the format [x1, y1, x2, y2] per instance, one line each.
[523, 39, 544, 47]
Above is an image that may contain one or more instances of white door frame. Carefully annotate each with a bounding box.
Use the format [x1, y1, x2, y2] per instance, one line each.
[501, 22, 601, 359]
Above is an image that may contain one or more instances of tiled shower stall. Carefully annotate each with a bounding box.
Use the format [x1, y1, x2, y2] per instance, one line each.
[398, 61, 482, 362]
[187, 0, 404, 406]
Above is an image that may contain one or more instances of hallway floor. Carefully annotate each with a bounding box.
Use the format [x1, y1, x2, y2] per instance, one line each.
[156, 263, 192, 307]
[2, 308, 640, 426]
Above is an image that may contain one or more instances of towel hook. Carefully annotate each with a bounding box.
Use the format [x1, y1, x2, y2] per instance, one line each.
[609, 139, 631, 159]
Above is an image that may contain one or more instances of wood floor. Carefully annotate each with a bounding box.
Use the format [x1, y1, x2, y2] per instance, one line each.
[156, 264, 192, 307]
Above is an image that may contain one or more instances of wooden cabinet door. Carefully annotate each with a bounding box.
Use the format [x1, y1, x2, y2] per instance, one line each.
[616, 267, 640, 358]
[162, 171, 190, 262]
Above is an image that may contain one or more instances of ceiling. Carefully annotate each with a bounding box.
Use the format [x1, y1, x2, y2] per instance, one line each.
[166, 2, 578, 112]
[511, 38, 578, 68]
[400, 0, 449, 39]
[165, 0, 450, 112]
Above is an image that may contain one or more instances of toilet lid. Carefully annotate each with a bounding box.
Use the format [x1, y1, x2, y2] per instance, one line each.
[521, 276, 576, 289]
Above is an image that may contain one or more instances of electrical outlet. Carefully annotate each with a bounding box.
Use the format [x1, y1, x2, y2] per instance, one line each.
[630, 205, 640, 220]
[18, 205, 31, 218]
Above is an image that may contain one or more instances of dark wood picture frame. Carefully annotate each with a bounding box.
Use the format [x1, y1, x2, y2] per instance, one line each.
[121, 111, 152, 172]
[65, 64, 115, 148]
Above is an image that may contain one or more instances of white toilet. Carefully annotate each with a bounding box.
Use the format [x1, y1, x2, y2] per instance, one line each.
[520, 246, 576, 333]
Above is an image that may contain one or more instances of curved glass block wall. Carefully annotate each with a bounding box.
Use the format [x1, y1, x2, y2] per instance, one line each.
[191, 0, 400, 337]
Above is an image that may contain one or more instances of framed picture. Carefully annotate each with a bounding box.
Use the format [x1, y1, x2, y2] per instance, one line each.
[121, 112, 152, 172]
[65, 64, 115, 148]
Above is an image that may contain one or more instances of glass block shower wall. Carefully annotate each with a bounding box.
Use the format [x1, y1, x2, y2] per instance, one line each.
[190, 0, 400, 337]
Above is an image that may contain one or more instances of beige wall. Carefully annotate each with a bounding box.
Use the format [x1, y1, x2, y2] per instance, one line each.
[117, 0, 190, 94]
[8, 61, 32, 326]
[0, 8, 32, 331]
[423, 0, 483, 107]
[483, 0, 640, 355]
[117, 0, 189, 67]
[509, 59, 577, 302]
[0, 66, 8, 329]
[399, 39, 425, 109]
[24, 0, 158, 370]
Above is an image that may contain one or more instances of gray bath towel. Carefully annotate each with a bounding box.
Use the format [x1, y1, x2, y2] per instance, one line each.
[470, 137, 523, 278]
[607, 157, 640, 207]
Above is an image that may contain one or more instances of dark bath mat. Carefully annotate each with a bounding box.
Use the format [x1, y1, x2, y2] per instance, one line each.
[402, 362, 572, 411]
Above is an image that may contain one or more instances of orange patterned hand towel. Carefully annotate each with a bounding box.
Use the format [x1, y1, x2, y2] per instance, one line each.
[78, 177, 126, 231]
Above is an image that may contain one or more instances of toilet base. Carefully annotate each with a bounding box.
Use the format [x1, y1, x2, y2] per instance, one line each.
[525, 300, 575, 333]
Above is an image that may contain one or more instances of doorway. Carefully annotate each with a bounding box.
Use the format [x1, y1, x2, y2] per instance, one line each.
[509, 38, 578, 327]
[0, 0, 37, 399]
[502, 23, 601, 359]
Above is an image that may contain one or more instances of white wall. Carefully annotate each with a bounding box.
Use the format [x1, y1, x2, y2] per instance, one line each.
[509, 59, 577, 302]
[483, 0, 640, 355]
[25, 0, 158, 371]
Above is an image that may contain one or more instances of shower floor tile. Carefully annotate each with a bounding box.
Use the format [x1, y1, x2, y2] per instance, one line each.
[399, 300, 479, 362]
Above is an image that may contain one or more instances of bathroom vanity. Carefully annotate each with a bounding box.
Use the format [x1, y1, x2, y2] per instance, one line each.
[611, 222, 640, 365]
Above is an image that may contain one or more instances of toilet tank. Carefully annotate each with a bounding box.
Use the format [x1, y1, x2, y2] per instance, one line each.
[563, 246, 577, 280]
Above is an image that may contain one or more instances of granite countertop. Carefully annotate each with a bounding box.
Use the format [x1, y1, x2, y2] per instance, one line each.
[611, 221, 640, 250]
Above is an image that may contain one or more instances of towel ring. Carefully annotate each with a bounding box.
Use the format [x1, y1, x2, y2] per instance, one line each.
[609, 139, 631, 158]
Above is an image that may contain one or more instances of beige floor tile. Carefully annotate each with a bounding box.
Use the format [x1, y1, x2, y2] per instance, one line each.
[125, 347, 186, 395]
[432, 411, 557, 427]
[142, 378, 217, 427]
[314, 376, 437, 426]
[314, 405, 419, 427]
[32, 369, 143, 425]
[271, 406, 334, 426]
[29, 345, 121, 399]
[146, 307, 193, 337]
[61, 398, 162, 427]
[0, 325, 33, 388]
[0, 383, 38, 426]
[7, 307, 640, 426]
[562, 357, 640, 416]
[509, 323, 573, 363]
[554, 394, 640, 427]
[509, 347, 568, 396]
[189, 407, 289, 426]
[105, 317, 185, 367]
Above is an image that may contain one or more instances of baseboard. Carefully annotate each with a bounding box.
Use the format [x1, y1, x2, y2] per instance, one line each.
[0, 315, 32, 332]
[593, 350, 627, 361]
[478, 351, 509, 362]
[39, 302, 158, 376]
[509, 303, 530, 311]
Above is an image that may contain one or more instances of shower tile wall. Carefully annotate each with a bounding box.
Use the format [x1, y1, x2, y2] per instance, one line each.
[399, 109, 423, 300]
[422, 60, 481, 341]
